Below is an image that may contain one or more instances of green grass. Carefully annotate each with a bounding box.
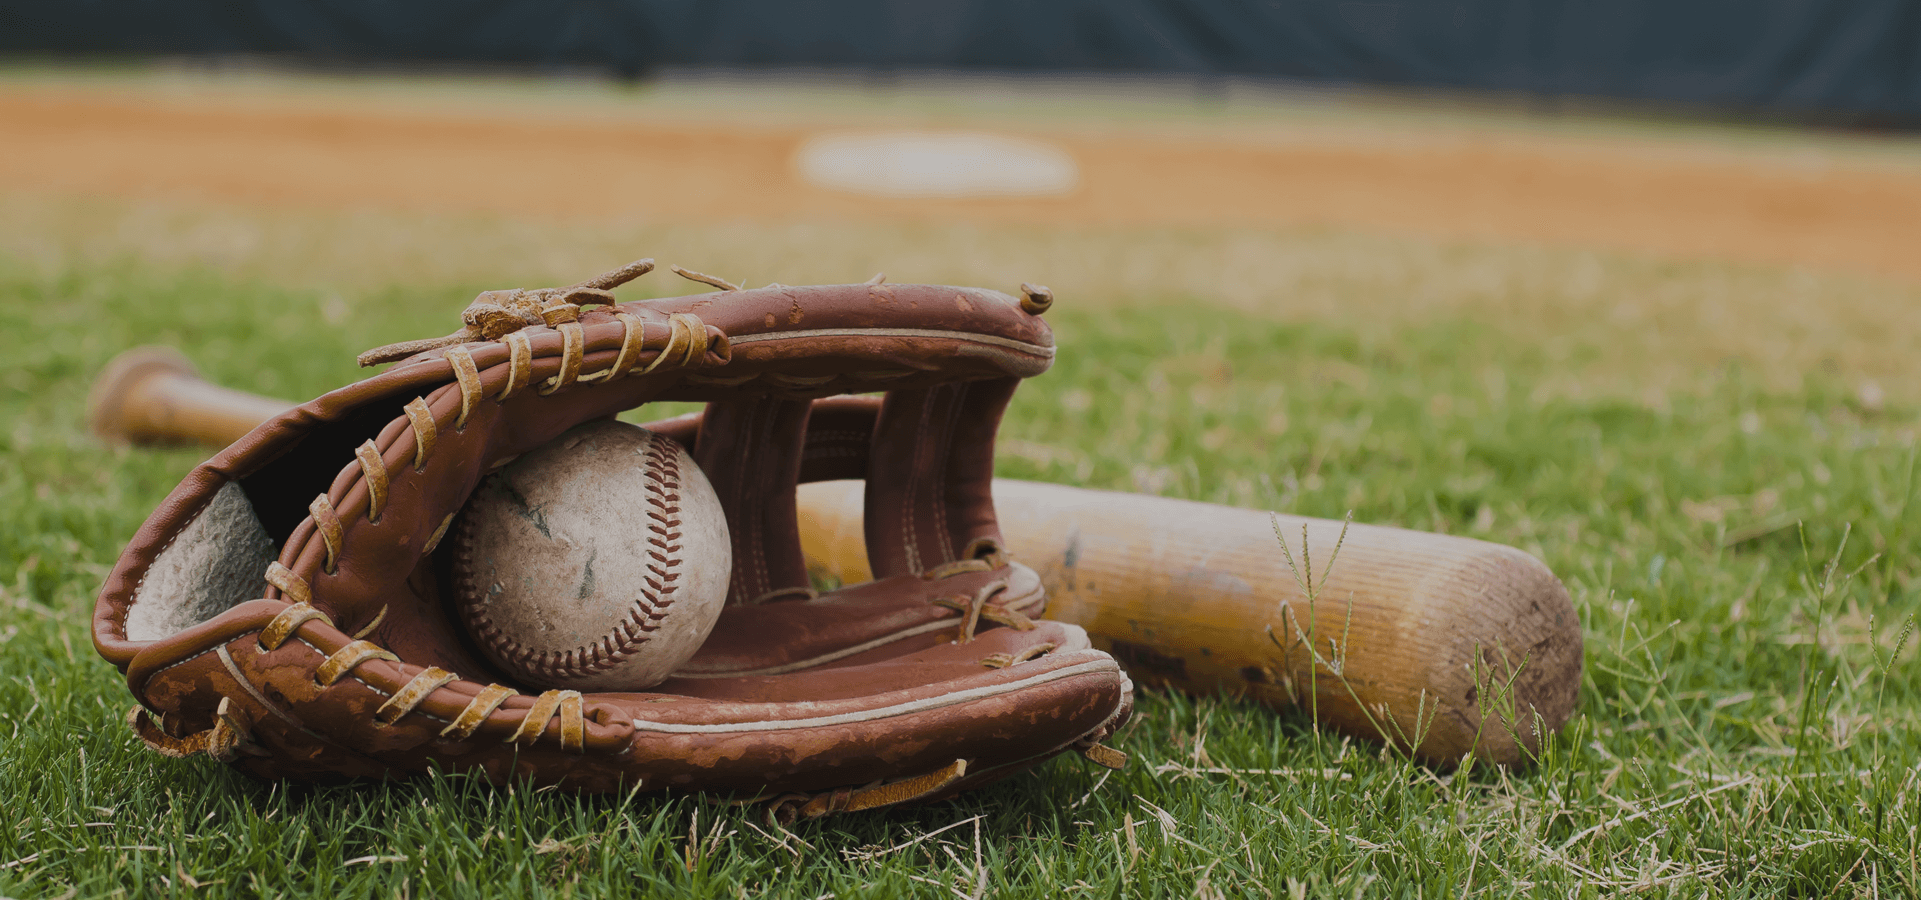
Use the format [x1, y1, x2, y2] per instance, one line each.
[2, 253, 1917, 898]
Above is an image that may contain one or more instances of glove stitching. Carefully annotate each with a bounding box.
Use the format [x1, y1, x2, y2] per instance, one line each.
[444, 347, 481, 430]
[980, 641, 1057, 669]
[900, 400, 932, 575]
[316, 640, 400, 687]
[537, 322, 584, 395]
[927, 386, 963, 569]
[136, 645, 223, 696]
[263, 561, 312, 606]
[746, 401, 774, 603]
[288, 634, 458, 727]
[403, 398, 436, 472]
[376, 668, 458, 726]
[353, 441, 388, 524]
[499, 332, 532, 400]
[351, 604, 388, 640]
[577, 312, 644, 382]
[634, 660, 1120, 733]
[307, 495, 343, 575]
[441, 683, 517, 740]
[284, 634, 583, 749]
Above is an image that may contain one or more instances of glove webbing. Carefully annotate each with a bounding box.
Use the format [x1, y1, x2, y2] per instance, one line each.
[693, 379, 1020, 606]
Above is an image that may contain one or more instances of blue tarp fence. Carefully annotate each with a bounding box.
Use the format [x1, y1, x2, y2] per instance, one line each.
[7, 0, 1920, 121]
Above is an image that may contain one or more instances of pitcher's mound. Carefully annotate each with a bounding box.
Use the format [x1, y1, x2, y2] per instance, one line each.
[796, 131, 1078, 198]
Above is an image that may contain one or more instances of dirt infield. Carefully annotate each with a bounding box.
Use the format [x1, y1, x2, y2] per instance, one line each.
[4, 84, 1919, 281]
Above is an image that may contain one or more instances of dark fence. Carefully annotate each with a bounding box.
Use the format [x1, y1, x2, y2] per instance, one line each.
[7, 0, 1921, 121]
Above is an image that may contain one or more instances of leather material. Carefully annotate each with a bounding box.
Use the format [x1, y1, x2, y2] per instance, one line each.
[865, 379, 1017, 578]
[94, 279, 1130, 813]
[693, 395, 813, 605]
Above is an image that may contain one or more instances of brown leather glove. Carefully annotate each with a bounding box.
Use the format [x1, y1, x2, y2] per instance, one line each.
[91, 262, 1131, 819]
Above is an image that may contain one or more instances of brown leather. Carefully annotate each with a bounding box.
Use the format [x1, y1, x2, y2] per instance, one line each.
[865, 379, 1017, 578]
[693, 396, 813, 605]
[94, 278, 1130, 813]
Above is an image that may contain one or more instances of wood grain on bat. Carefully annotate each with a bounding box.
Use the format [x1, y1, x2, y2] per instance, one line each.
[797, 479, 1581, 765]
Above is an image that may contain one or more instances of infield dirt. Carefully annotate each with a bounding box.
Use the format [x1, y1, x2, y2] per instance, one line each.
[4, 71, 1919, 404]
[3, 77, 1919, 281]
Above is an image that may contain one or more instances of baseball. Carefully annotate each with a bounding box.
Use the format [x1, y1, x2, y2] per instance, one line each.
[449, 419, 731, 692]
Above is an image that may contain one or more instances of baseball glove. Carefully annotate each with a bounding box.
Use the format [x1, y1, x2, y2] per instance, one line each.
[92, 260, 1132, 819]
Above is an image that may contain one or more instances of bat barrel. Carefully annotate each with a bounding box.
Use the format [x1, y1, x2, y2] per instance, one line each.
[798, 479, 1582, 766]
[87, 347, 294, 448]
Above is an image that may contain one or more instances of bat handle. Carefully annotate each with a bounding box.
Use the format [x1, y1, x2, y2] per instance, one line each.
[87, 347, 294, 448]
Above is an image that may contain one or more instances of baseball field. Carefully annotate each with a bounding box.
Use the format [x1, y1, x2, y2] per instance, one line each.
[3, 66, 1920, 896]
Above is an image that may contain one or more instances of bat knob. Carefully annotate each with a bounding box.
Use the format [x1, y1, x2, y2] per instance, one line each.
[87, 346, 294, 448]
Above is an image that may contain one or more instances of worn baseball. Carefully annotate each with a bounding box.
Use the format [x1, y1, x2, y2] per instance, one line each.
[449, 420, 731, 692]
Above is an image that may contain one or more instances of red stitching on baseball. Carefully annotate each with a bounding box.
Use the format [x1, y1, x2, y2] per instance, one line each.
[455, 430, 686, 683]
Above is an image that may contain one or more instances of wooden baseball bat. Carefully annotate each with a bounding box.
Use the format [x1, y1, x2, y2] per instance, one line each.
[87, 347, 294, 448]
[796, 480, 1580, 766]
[89, 348, 1581, 765]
